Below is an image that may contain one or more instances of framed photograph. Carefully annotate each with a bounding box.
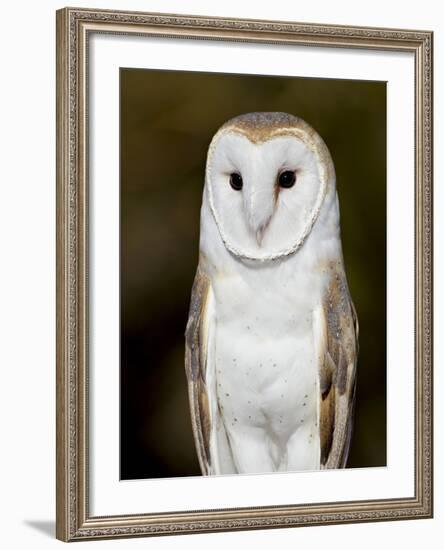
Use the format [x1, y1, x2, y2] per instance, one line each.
[56, 7, 433, 541]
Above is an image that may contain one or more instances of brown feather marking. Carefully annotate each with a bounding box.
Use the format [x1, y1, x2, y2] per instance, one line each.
[185, 267, 210, 381]
[320, 350, 334, 398]
[184, 259, 213, 474]
[319, 259, 358, 469]
[336, 347, 348, 395]
[320, 384, 335, 465]
[198, 379, 211, 461]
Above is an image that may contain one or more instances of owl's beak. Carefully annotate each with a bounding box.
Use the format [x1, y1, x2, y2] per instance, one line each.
[244, 196, 275, 247]
[248, 210, 273, 246]
[243, 175, 276, 246]
[255, 221, 270, 246]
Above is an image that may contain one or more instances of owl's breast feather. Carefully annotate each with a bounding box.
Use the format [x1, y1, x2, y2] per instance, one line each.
[213, 270, 321, 447]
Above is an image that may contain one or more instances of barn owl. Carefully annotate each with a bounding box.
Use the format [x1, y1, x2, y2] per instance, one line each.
[185, 112, 358, 475]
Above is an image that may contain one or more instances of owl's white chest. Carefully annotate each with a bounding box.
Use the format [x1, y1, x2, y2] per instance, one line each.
[211, 257, 325, 472]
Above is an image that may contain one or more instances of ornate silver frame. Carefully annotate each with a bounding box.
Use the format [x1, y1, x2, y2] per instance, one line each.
[56, 7, 433, 541]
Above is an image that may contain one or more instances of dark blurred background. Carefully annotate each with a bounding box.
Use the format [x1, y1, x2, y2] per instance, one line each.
[120, 68, 386, 480]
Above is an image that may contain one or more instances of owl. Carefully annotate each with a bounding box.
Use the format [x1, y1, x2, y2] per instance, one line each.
[185, 112, 358, 475]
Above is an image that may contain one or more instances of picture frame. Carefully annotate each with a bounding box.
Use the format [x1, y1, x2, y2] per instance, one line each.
[56, 6, 433, 541]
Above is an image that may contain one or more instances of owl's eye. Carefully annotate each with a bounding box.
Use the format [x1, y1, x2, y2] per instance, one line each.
[278, 170, 296, 189]
[229, 172, 243, 191]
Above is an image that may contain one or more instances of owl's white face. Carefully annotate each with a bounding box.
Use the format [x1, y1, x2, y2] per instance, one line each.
[206, 132, 328, 261]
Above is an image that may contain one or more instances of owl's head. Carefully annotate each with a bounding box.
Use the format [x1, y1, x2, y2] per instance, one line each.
[204, 112, 337, 262]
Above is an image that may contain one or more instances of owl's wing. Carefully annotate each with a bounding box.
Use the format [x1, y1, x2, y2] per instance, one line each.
[315, 264, 359, 469]
[184, 260, 215, 475]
